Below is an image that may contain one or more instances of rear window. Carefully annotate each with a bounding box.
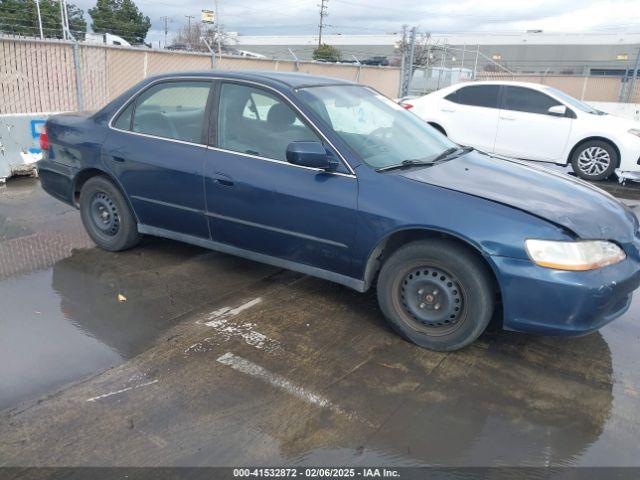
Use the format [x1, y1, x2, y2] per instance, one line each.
[445, 85, 499, 109]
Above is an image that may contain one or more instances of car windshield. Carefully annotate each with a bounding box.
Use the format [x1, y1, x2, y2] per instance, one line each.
[296, 85, 457, 169]
[544, 86, 602, 114]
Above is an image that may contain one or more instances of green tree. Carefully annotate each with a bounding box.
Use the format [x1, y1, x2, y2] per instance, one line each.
[89, 0, 150, 45]
[313, 44, 341, 62]
[0, 0, 86, 39]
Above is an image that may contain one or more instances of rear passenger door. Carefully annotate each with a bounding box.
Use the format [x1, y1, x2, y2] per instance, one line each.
[105, 80, 212, 238]
[494, 86, 573, 162]
[203, 81, 357, 277]
[439, 84, 500, 152]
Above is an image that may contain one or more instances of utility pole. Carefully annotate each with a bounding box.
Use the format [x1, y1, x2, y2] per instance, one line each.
[317, 0, 328, 47]
[160, 16, 171, 48]
[59, 0, 74, 41]
[185, 15, 195, 46]
[398, 25, 407, 97]
[399, 26, 416, 97]
[214, 0, 222, 57]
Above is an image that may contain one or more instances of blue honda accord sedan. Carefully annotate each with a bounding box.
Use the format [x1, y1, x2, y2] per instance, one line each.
[37, 71, 640, 351]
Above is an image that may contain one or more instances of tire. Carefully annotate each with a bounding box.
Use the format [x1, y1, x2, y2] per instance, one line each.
[570, 140, 617, 181]
[376, 239, 495, 351]
[79, 176, 140, 251]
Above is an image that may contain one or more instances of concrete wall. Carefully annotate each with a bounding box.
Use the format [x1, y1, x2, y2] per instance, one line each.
[0, 113, 51, 182]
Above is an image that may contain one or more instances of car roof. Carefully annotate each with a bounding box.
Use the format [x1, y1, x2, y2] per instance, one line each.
[146, 70, 357, 89]
[451, 80, 553, 90]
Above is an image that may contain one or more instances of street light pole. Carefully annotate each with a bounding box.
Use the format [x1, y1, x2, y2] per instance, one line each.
[59, 0, 66, 40]
[35, 0, 44, 39]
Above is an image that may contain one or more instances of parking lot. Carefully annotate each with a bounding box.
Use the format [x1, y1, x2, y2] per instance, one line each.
[1, 175, 639, 467]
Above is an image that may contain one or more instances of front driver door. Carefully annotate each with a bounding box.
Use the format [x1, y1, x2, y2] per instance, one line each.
[203, 81, 357, 277]
[494, 86, 573, 162]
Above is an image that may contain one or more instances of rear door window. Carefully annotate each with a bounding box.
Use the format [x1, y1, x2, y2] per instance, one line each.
[445, 85, 500, 108]
[130, 81, 212, 143]
[502, 86, 563, 115]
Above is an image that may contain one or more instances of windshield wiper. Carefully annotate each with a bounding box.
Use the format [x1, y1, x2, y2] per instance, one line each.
[375, 146, 473, 172]
[376, 158, 435, 172]
[431, 146, 463, 162]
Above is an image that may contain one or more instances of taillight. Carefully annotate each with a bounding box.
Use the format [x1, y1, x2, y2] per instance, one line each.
[39, 126, 49, 150]
[402, 103, 414, 110]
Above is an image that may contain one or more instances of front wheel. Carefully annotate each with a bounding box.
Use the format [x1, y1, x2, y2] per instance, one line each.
[570, 140, 617, 181]
[79, 176, 140, 251]
[376, 239, 495, 351]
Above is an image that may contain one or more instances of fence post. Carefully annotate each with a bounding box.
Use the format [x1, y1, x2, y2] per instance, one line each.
[580, 74, 588, 101]
[288, 48, 299, 72]
[72, 42, 84, 111]
[473, 45, 479, 79]
[143, 52, 148, 78]
[627, 47, 640, 103]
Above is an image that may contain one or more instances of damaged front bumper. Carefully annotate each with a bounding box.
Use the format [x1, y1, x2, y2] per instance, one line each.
[616, 168, 640, 185]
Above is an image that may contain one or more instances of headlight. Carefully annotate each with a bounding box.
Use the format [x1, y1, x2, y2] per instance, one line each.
[629, 128, 640, 138]
[525, 239, 626, 271]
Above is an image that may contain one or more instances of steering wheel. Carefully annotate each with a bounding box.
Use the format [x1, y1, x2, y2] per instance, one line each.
[368, 127, 394, 142]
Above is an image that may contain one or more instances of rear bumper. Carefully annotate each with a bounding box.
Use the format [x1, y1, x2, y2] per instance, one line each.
[37, 159, 76, 206]
[493, 254, 640, 335]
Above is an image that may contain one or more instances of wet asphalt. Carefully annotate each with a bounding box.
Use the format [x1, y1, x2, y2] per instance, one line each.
[1, 176, 640, 467]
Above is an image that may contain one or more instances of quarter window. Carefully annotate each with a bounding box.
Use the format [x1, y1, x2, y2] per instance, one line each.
[130, 81, 211, 143]
[217, 83, 320, 161]
[113, 102, 133, 130]
[503, 86, 563, 115]
[445, 85, 499, 108]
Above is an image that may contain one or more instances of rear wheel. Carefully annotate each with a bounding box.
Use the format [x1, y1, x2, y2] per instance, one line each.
[79, 176, 140, 251]
[570, 140, 617, 181]
[376, 239, 495, 351]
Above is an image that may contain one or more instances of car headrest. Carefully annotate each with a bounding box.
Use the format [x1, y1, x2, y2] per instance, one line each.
[267, 103, 295, 128]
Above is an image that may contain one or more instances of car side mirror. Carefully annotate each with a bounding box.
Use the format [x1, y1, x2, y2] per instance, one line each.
[548, 105, 567, 117]
[286, 142, 338, 171]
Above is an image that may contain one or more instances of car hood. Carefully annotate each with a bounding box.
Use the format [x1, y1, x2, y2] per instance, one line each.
[585, 111, 640, 130]
[399, 151, 637, 241]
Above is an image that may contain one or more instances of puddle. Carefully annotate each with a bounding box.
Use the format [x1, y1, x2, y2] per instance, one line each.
[0, 269, 122, 410]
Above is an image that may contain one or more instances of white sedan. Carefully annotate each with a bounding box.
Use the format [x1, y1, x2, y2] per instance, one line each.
[405, 81, 640, 182]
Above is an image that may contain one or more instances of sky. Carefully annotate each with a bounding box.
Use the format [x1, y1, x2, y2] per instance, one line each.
[71, 0, 640, 46]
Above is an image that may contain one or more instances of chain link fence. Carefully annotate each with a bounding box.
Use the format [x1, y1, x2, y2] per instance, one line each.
[403, 43, 640, 104]
[0, 35, 401, 115]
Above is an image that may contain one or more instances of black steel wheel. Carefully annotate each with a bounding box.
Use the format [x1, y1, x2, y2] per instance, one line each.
[79, 176, 140, 251]
[400, 266, 465, 335]
[377, 239, 495, 351]
[89, 191, 121, 237]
